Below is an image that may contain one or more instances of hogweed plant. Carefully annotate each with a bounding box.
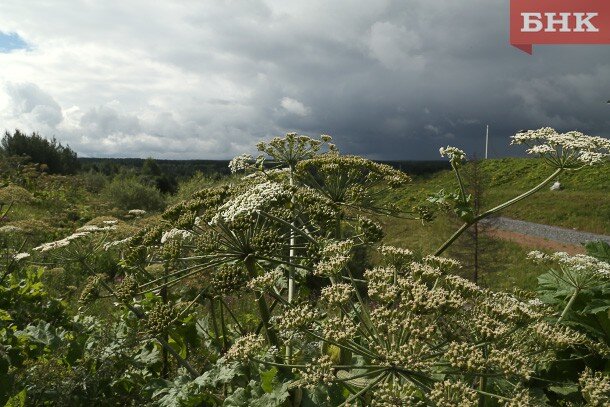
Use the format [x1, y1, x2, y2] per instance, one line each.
[432, 127, 610, 256]
[23, 129, 610, 405]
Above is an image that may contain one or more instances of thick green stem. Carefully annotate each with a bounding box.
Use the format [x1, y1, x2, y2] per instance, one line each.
[453, 164, 467, 203]
[434, 168, 563, 256]
[558, 288, 580, 323]
[287, 165, 296, 363]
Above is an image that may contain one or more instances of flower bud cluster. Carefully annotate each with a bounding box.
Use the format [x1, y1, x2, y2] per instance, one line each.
[500, 388, 535, 407]
[225, 333, 266, 362]
[275, 303, 320, 332]
[143, 302, 177, 337]
[79, 274, 105, 305]
[296, 355, 335, 390]
[579, 368, 610, 406]
[429, 380, 478, 407]
[115, 274, 138, 301]
[210, 264, 248, 294]
[445, 342, 485, 372]
[314, 240, 353, 276]
[257, 133, 330, 167]
[487, 348, 533, 380]
[247, 267, 284, 292]
[357, 216, 384, 243]
[422, 255, 461, 273]
[320, 283, 354, 306]
[531, 321, 587, 349]
[322, 315, 357, 342]
[373, 340, 432, 370]
[371, 381, 424, 407]
[379, 245, 414, 268]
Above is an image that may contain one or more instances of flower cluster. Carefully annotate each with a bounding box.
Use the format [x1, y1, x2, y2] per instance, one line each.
[160, 228, 193, 244]
[314, 240, 353, 276]
[579, 368, 610, 406]
[225, 334, 266, 362]
[127, 209, 147, 216]
[320, 283, 354, 306]
[76, 224, 116, 233]
[295, 355, 335, 391]
[256, 133, 334, 168]
[529, 250, 610, 278]
[379, 245, 414, 268]
[439, 146, 466, 167]
[228, 153, 254, 173]
[322, 315, 357, 342]
[211, 181, 291, 224]
[247, 267, 284, 292]
[0, 225, 23, 234]
[13, 252, 30, 261]
[33, 232, 88, 252]
[429, 380, 478, 406]
[511, 127, 610, 168]
[296, 154, 410, 211]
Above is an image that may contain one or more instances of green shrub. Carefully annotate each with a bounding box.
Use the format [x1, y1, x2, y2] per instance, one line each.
[169, 171, 217, 204]
[102, 176, 165, 211]
[79, 171, 108, 193]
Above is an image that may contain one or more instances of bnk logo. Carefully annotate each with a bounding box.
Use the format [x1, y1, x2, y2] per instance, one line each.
[510, 0, 610, 54]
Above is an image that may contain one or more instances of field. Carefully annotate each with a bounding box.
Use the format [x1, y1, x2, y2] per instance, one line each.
[1, 135, 610, 406]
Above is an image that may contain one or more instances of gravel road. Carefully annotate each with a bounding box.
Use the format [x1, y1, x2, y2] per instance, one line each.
[481, 217, 610, 246]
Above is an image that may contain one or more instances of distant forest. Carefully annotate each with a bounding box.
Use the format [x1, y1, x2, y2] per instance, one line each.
[78, 157, 450, 179]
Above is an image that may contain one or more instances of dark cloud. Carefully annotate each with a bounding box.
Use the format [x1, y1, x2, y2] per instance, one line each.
[0, 1, 608, 159]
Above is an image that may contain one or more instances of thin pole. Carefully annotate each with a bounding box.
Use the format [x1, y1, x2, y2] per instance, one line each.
[485, 125, 489, 159]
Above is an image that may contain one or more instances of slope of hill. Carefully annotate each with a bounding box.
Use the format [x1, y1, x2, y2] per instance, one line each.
[392, 158, 610, 235]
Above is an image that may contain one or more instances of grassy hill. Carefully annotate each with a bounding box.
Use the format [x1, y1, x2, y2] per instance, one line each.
[390, 157, 610, 235]
[373, 158, 610, 290]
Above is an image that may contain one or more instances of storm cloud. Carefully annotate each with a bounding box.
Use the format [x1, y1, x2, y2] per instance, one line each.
[0, 0, 608, 159]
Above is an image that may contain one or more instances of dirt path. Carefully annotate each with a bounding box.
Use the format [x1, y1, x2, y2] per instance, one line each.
[482, 217, 610, 254]
[486, 229, 586, 254]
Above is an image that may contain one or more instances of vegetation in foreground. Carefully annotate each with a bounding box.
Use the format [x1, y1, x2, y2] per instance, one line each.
[1, 128, 610, 405]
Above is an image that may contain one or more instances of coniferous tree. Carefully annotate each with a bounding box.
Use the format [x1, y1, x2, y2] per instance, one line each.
[1, 130, 79, 175]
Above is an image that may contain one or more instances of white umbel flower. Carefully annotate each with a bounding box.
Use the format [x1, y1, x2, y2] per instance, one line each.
[228, 154, 254, 173]
[512, 127, 610, 168]
[439, 146, 467, 166]
[160, 228, 193, 244]
[13, 252, 30, 261]
[211, 181, 290, 224]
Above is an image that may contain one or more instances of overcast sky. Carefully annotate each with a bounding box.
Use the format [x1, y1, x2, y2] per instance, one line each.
[0, 1, 609, 160]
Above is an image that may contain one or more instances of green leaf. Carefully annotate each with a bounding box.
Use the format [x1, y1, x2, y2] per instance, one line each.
[585, 241, 610, 262]
[4, 389, 26, 407]
[548, 384, 579, 396]
[0, 310, 11, 322]
[260, 367, 277, 393]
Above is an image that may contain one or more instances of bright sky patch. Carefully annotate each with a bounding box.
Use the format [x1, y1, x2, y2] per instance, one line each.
[0, 32, 28, 52]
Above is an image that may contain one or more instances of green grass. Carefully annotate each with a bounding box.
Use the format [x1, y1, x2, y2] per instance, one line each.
[376, 214, 548, 291]
[388, 158, 610, 235]
[374, 157, 610, 291]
